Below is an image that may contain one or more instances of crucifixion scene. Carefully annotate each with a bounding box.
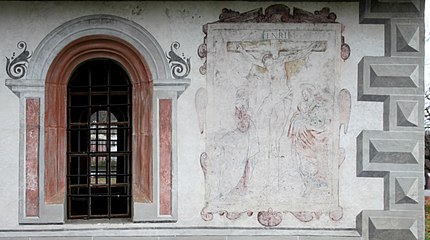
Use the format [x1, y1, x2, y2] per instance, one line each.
[200, 25, 351, 226]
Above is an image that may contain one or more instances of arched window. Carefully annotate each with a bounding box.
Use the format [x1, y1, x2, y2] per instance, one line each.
[67, 59, 132, 219]
[41, 35, 154, 223]
[6, 15, 189, 224]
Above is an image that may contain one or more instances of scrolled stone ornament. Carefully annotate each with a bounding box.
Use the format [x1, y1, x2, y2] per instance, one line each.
[200, 207, 213, 221]
[197, 43, 207, 75]
[340, 36, 351, 61]
[257, 208, 283, 227]
[5, 41, 32, 80]
[166, 41, 191, 79]
[225, 211, 242, 220]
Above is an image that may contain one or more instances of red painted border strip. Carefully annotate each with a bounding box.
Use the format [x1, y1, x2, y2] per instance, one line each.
[159, 99, 172, 215]
[26, 98, 39, 217]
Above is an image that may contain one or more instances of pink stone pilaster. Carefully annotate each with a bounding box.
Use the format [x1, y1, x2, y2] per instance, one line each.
[159, 99, 172, 215]
[25, 98, 40, 217]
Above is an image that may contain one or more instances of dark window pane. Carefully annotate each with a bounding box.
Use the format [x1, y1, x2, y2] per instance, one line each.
[69, 107, 88, 124]
[111, 186, 127, 195]
[111, 197, 129, 215]
[70, 94, 88, 107]
[110, 94, 128, 105]
[69, 66, 89, 87]
[91, 94, 108, 107]
[69, 129, 87, 152]
[70, 197, 88, 217]
[91, 196, 108, 216]
[70, 186, 88, 195]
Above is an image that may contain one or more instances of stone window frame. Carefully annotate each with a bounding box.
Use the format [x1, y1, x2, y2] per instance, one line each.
[6, 14, 189, 224]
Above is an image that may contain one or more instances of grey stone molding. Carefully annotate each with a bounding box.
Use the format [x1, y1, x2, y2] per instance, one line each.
[26, 14, 170, 84]
[358, 57, 423, 101]
[356, 0, 425, 240]
[359, 0, 424, 23]
[385, 18, 424, 57]
[5, 79, 43, 97]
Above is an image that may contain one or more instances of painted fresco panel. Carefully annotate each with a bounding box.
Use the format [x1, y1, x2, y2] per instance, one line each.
[201, 23, 350, 224]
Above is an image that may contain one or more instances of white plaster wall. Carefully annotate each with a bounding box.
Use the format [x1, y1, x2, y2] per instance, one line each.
[0, 52, 20, 229]
[0, 1, 384, 231]
[425, 0, 430, 130]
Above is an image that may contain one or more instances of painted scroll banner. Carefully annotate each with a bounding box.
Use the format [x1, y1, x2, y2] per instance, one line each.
[200, 23, 350, 225]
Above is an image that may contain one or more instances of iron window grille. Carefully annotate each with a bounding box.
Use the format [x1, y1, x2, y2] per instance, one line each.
[67, 59, 132, 219]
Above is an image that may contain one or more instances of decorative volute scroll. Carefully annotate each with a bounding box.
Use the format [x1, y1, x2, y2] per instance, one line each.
[5, 41, 32, 80]
[198, 5, 350, 75]
[166, 41, 191, 79]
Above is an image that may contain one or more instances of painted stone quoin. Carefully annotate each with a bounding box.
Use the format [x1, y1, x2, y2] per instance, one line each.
[197, 5, 351, 227]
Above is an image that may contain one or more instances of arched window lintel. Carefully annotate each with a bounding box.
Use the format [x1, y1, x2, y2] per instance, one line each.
[27, 14, 171, 82]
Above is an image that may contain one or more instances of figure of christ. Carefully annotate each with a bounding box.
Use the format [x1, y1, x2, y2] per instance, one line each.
[231, 40, 318, 173]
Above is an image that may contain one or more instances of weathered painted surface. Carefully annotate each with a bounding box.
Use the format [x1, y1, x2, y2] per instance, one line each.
[44, 81, 67, 204]
[25, 98, 39, 217]
[201, 23, 351, 226]
[159, 99, 172, 216]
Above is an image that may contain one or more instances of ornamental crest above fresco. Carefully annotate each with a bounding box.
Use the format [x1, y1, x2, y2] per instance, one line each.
[196, 5, 352, 227]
